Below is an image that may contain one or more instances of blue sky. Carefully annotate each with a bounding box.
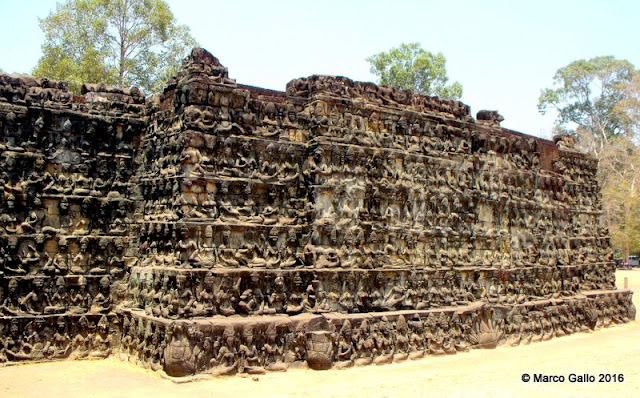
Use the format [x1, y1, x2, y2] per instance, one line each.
[1, 0, 638, 138]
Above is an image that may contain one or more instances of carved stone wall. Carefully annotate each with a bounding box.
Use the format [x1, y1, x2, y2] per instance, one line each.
[0, 48, 635, 376]
[0, 75, 145, 362]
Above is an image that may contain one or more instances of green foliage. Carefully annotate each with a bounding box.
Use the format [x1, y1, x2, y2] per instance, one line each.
[33, 0, 198, 94]
[542, 58, 640, 257]
[366, 42, 462, 100]
[615, 71, 640, 137]
[538, 56, 636, 152]
[599, 136, 640, 258]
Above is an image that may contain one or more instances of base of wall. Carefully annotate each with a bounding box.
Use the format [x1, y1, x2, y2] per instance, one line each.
[0, 289, 634, 379]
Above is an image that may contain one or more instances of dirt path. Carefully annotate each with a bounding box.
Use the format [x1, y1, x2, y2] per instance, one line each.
[1, 270, 639, 398]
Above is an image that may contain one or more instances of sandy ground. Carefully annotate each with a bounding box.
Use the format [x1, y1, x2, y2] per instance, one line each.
[1, 270, 639, 398]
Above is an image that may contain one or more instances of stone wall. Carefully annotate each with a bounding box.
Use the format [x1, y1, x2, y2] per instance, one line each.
[0, 75, 144, 361]
[0, 48, 635, 376]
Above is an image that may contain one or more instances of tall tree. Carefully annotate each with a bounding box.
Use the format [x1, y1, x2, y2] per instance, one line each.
[366, 42, 462, 100]
[614, 71, 640, 137]
[33, 0, 198, 94]
[599, 135, 640, 259]
[540, 58, 640, 257]
[538, 56, 636, 157]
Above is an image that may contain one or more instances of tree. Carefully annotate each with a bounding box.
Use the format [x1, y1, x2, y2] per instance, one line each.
[538, 56, 636, 157]
[366, 42, 462, 100]
[599, 135, 640, 259]
[614, 70, 640, 137]
[33, 0, 198, 94]
[540, 58, 640, 257]
[605, 72, 640, 258]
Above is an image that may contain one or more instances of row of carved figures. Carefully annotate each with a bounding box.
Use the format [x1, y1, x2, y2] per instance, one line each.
[0, 236, 128, 276]
[1, 155, 133, 201]
[1, 116, 139, 156]
[140, 126, 594, 189]
[146, 134, 586, 197]
[133, 224, 612, 271]
[124, 266, 615, 319]
[0, 276, 113, 316]
[117, 293, 633, 376]
[0, 314, 113, 363]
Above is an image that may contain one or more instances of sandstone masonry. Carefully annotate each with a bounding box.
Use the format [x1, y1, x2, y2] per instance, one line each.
[0, 48, 635, 378]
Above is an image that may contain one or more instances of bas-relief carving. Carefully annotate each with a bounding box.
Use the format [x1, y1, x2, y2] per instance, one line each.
[0, 48, 635, 377]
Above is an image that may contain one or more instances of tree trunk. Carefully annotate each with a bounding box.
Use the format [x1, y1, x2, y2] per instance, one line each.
[118, 0, 128, 88]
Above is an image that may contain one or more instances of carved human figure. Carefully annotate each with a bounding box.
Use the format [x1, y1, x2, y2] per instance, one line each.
[215, 326, 239, 375]
[238, 326, 265, 374]
[263, 323, 287, 371]
[335, 320, 355, 366]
